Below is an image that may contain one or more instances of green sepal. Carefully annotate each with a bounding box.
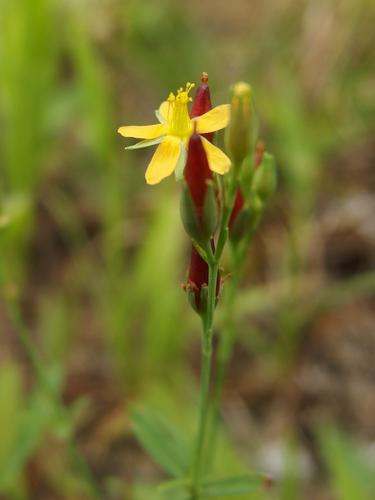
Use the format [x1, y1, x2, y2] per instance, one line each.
[229, 193, 263, 244]
[174, 144, 187, 181]
[200, 473, 268, 497]
[132, 407, 189, 478]
[239, 154, 255, 198]
[229, 208, 251, 243]
[202, 180, 219, 238]
[180, 182, 203, 242]
[191, 238, 210, 263]
[186, 287, 199, 315]
[252, 152, 277, 202]
[179, 178, 218, 245]
[125, 136, 163, 150]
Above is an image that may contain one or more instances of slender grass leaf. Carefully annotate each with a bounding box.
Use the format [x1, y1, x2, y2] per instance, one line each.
[0, 363, 22, 472]
[158, 479, 191, 500]
[0, 393, 55, 489]
[132, 408, 189, 477]
[201, 473, 267, 497]
[317, 425, 375, 500]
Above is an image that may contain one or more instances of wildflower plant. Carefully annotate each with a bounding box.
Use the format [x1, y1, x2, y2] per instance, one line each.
[118, 74, 276, 499]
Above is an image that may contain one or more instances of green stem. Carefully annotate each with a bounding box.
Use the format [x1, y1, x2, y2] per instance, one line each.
[191, 175, 238, 498]
[216, 259, 242, 392]
[206, 223, 260, 469]
[205, 249, 244, 467]
[192, 261, 218, 498]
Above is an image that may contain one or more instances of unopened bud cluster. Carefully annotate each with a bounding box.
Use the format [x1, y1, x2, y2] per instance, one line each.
[226, 85, 276, 244]
[181, 74, 277, 315]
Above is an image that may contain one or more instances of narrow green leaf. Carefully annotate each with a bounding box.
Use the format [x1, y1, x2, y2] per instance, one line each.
[317, 425, 375, 500]
[158, 479, 191, 500]
[132, 408, 189, 478]
[0, 363, 22, 471]
[201, 473, 267, 497]
[0, 392, 56, 489]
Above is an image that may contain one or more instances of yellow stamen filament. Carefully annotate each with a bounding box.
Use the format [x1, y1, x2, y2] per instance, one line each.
[166, 82, 195, 137]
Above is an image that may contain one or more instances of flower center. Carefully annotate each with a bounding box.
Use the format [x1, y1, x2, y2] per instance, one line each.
[166, 82, 195, 138]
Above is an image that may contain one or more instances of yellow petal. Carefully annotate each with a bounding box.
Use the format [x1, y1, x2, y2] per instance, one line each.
[118, 123, 166, 139]
[145, 136, 181, 185]
[195, 104, 230, 134]
[201, 138, 231, 175]
[158, 101, 170, 121]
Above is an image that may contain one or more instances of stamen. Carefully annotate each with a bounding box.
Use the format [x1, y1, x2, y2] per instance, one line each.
[165, 81, 196, 137]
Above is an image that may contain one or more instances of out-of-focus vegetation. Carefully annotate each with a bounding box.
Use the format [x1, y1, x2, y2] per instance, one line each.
[1, 0, 375, 498]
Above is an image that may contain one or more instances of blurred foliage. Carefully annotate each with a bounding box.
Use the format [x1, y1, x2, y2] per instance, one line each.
[1, 0, 375, 498]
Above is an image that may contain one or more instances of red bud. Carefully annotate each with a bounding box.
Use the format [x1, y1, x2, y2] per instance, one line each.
[185, 243, 220, 314]
[229, 140, 265, 229]
[183, 73, 221, 315]
[229, 188, 245, 228]
[184, 132, 213, 224]
[191, 72, 212, 118]
[191, 72, 213, 142]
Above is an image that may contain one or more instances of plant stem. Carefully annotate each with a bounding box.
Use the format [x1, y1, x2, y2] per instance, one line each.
[216, 255, 242, 395]
[204, 247, 244, 467]
[192, 261, 218, 498]
[191, 175, 238, 498]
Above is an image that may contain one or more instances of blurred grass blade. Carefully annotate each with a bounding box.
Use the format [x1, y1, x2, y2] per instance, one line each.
[317, 425, 375, 500]
[158, 479, 190, 500]
[0, 392, 55, 491]
[0, 363, 23, 476]
[132, 407, 189, 478]
[200, 473, 268, 497]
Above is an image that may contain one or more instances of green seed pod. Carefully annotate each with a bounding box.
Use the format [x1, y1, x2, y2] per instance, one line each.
[252, 152, 277, 202]
[225, 82, 255, 167]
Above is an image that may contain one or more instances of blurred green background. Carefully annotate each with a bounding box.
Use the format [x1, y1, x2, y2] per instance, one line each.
[1, 0, 375, 498]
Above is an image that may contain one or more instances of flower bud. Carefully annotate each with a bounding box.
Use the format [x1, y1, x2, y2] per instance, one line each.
[252, 152, 277, 202]
[229, 140, 265, 234]
[180, 132, 218, 243]
[229, 194, 263, 243]
[229, 189, 245, 229]
[255, 141, 265, 169]
[191, 72, 213, 140]
[182, 73, 221, 315]
[225, 82, 254, 167]
[183, 244, 220, 316]
[191, 73, 212, 119]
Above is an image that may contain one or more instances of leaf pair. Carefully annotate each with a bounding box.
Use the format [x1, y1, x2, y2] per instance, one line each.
[132, 407, 270, 498]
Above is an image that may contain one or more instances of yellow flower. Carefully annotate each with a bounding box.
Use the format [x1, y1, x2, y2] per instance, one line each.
[118, 82, 231, 185]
